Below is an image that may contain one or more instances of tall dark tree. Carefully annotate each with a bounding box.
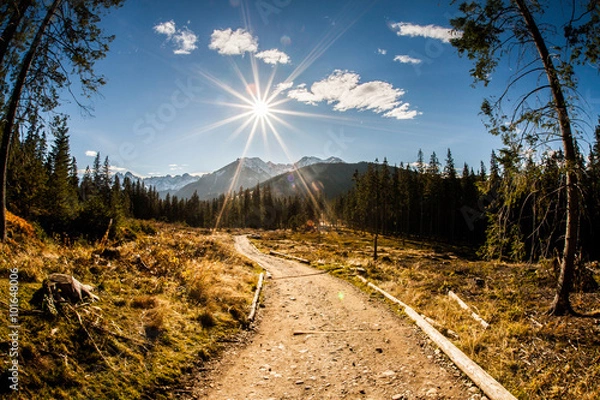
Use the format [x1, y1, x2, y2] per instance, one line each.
[451, 0, 599, 315]
[6, 119, 48, 219]
[443, 149, 459, 240]
[46, 115, 79, 228]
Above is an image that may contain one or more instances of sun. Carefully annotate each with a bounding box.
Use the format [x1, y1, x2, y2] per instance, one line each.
[252, 99, 271, 119]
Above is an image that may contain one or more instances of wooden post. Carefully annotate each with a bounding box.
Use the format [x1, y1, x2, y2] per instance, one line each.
[248, 273, 265, 322]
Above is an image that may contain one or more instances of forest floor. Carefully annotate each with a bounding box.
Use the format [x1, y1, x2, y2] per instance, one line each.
[244, 229, 600, 400]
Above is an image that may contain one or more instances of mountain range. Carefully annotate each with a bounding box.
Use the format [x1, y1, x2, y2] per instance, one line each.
[116, 156, 347, 200]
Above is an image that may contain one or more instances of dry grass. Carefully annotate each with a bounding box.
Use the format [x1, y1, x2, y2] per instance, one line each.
[0, 220, 262, 399]
[253, 229, 600, 400]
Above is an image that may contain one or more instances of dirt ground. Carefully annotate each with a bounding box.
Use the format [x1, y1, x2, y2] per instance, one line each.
[185, 236, 484, 400]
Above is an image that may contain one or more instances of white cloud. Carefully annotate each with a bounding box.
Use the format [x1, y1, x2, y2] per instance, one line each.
[85, 150, 98, 157]
[172, 28, 198, 54]
[390, 22, 461, 43]
[287, 70, 420, 120]
[255, 49, 291, 65]
[383, 103, 420, 120]
[209, 28, 258, 55]
[274, 81, 294, 94]
[377, 48, 387, 55]
[393, 54, 422, 65]
[154, 20, 198, 55]
[154, 20, 176, 36]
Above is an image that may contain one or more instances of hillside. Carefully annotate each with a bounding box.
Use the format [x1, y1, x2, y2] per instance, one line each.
[262, 161, 370, 199]
[175, 158, 271, 200]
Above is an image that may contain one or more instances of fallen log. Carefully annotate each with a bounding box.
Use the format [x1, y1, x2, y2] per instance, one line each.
[421, 314, 460, 340]
[448, 290, 489, 329]
[269, 250, 310, 264]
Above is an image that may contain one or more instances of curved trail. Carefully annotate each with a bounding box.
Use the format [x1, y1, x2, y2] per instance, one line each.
[193, 236, 473, 400]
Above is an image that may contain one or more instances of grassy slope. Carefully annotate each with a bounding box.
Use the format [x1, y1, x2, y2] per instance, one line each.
[252, 230, 600, 400]
[0, 218, 261, 399]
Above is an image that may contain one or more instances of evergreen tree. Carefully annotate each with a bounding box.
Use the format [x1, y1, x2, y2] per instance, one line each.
[45, 115, 79, 231]
[6, 122, 48, 219]
[443, 149, 459, 240]
[80, 166, 95, 201]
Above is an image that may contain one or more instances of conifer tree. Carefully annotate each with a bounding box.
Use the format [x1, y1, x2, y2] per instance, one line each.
[46, 115, 79, 230]
[6, 121, 48, 219]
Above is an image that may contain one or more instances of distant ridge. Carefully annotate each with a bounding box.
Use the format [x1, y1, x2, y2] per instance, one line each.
[174, 156, 344, 200]
[115, 156, 348, 200]
[113, 172, 201, 197]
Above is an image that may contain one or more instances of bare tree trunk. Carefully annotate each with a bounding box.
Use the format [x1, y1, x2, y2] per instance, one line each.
[373, 232, 378, 260]
[0, 0, 62, 242]
[515, 0, 578, 316]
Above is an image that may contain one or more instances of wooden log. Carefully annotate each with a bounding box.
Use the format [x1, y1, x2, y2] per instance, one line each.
[248, 273, 265, 322]
[356, 276, 516, 400]
[448, 290, 490, 329]
[269, 250, 310, 264]
[293, 329, 379, 335]
[421, 314, 460, 340]
[99, 218, 113, 249]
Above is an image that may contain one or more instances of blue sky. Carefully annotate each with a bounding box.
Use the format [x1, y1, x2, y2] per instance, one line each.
[62, 0, 600, 177]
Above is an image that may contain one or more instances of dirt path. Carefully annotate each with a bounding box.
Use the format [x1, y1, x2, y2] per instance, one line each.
[191, 236, 477, 400]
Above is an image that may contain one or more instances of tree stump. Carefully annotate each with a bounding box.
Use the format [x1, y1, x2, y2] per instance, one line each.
[43, 274, 99, 303]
